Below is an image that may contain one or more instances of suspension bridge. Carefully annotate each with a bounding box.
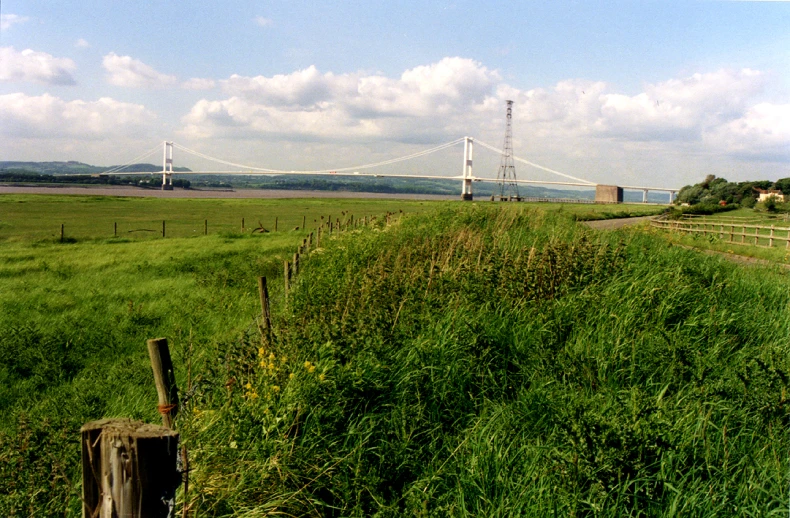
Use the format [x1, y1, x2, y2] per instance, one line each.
[100, 137, 679, 204]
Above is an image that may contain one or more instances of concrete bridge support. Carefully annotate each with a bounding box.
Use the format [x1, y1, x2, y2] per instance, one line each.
[595, 184, 623, 203]
[461, 136, 473, 201]
[162, 141, 174, 191]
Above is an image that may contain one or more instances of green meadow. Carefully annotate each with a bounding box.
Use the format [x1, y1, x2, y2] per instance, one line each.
[2, 194, 787, 516]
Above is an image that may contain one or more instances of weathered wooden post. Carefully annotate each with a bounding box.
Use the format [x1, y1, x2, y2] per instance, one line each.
[114, 222, 117, 237]
[284, 260, 291, 295]
[81, 418, 180, 518]
[162, 220, 166, 238]
[60, 223, 64, 242]
[241, 218, 245, 233]
[147, 338, 179, 429]
[303, 215, 306, 229]
[275, 216, 278, 232]
[204, 219, 208, 236]
[258, 276, 272, 332]
[770, 225, 775, 247]
[293, 252, 299, 276]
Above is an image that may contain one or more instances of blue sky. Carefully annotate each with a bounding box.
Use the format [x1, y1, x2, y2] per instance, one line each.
[1, 0, 789, 188]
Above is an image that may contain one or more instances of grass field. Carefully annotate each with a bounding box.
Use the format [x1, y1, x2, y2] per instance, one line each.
[7, 194, 783, 516]
[0, 194, 441, 514]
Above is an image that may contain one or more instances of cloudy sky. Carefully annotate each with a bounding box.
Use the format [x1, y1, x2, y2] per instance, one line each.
[1, 0, 789, 188]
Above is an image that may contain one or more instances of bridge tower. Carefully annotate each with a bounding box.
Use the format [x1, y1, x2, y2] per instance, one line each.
[494, 100, 520, 201]
[162, 141, 174, 191]
[461, 137, 474, 201]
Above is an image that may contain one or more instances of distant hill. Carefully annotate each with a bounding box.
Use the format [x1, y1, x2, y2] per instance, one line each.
[0, 161, 191, 174]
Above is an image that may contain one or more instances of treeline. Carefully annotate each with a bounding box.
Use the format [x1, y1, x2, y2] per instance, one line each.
[676, 174, 790, 207]
[0, 170, 191, 189]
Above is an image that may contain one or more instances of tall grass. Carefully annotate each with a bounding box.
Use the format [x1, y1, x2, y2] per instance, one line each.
[181, 205, 790, 516]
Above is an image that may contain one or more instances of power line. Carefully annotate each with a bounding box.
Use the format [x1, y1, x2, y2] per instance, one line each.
[474, 139, 595, 185]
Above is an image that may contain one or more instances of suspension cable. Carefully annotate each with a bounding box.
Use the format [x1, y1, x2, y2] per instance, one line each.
[474, 139, 595, 185]
[172, 138, 465, 174]
[101, 144, 163, 174]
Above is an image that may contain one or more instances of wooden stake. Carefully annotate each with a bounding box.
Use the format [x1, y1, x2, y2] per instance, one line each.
[258, 277, 272, 331]
[60, 223, 64, 243]
[114, 222, 117, 237]
[162, 220, 166, 238]
[275, 216, 278, 232]
[204, 219, 208, 235]
[284, 260, 290, 295]
[293, 252, 299, 276]
[147, 338, 179, 429]
[303, 215, 306, 229]
[241, 218, 245, 233]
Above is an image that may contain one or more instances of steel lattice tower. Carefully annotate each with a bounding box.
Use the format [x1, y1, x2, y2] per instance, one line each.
[495, 100, 519, 200]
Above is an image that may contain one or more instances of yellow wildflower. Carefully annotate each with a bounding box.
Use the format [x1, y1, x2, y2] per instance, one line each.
[269, 352, 276, 360]
[289, 373, 295, 380]
[304, 361, 312, 369]
[245, 382, 252, 390]
[258, 347, 265, 357]
[318, 374, 326, 382]
[272, 385, 280, 393]
[308, 365, 316, 373]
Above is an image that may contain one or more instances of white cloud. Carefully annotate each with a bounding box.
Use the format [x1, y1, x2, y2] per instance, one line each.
[705, 102, 790, 160]
[75, 38, 91, 49]
[0, 14, 29, 30]
[254, 16, 273, 27]
[0, 47, 77, 85]
[182, 77, 216, 90]
[102, 52, 177, 88]
[0, 93, 155, 138]
[187, 57, 501, 140]
[180, 59, 789, 182]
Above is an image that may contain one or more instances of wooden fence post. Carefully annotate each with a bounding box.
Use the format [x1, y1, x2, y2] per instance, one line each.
[754, 227, 759, 245]
[303, 215, 306, 229]
[204, 219, 208, 235]
[147, 338, 179, 429]
[284, 260, 291, 295]
[81, 418, 180, 518]
[60, 223, 64, 243]
[162, 220, 166, 238]
[242, 218, 245, 233]
[275, 217, 278, 232]
[293, 252, 299, 276]
[258, 276, 272, 332]
[114, 222, 117, 238]
[770, 225, 774, 247]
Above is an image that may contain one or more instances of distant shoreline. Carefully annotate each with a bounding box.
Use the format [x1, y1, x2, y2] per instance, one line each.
[0, 184, 459, 201]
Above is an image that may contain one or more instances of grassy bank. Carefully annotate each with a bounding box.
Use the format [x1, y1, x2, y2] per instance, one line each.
[181, 205, 790, 516]
[2, 198, 787, 516]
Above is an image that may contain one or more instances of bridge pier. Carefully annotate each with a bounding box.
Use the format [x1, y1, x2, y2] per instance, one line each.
[162, 141, 174, 191]
[595, 184, 623, 203]
[461, 136, 473, 201]
[642, 189, 648, 203]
